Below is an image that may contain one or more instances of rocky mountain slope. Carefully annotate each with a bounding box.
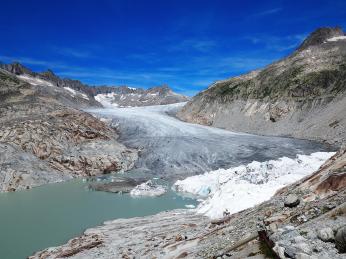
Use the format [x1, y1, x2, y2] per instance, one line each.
[0, 67, 137, 192]
[0, 62, 189, 108]
[93, 84, 189, 107]
[0, 62, 101, 108]
[178, 27, 346, 146]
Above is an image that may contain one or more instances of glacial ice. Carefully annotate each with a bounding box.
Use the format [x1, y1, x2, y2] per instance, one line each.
[174, 152, 335, 219]
[130, 180, 167, 197]
[88, 103, 329, 179]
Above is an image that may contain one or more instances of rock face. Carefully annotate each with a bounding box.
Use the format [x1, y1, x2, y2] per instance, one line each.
[0, 68, 137, 192]
[93, 84, 189, 107]
[335, 226, 346, 253]
[177, 27, 346, 146]
[0, 143, 70, 192]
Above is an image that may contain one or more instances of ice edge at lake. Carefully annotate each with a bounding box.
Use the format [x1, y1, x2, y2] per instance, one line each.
[173, 152, 335, 219]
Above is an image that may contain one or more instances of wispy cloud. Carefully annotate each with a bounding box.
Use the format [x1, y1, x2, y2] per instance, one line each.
[167, 39, 216, 52]
[245, 34, 306, 52]
[56, 47, 93, 58]
[254, 7, 282, 17]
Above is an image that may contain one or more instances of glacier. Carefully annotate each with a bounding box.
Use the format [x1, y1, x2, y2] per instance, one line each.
[173, 152, 335, 219]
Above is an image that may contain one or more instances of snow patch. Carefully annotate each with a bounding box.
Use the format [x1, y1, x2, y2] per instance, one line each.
[80, 93, 89, 100]
[130, 180, 167, 197]
[326, 36, 346, 42]
[64, 87, 77, 95]
[95, 93, 119, 107]
[173, 152, 335, 219]
[17, 74, 54, 87]
[63, 87, 89, 100]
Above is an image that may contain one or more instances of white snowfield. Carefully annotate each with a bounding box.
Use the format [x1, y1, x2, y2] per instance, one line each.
[63, 86, 76, 95]
[95, 93, 119, 107]
[174, 152, 335, 219]
[17, 74, 54, 87]
[326, 35, 346, 42]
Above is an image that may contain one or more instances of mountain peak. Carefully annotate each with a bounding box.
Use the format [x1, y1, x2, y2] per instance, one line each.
[0, 62, 34, 75]
[39, 69, 59, 81]
[297, 26, 344, 51]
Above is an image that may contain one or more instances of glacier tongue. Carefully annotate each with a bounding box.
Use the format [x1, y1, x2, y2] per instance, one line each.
[173, 152, 335, 219]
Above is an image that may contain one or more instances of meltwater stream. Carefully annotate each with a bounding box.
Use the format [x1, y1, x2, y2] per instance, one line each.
[0, 103, 329, 259]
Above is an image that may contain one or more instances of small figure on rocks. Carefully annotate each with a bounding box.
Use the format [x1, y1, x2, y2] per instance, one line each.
[223, 209, 230, 217]
[335, 225, 346, 253]
[284, 194, 300, 208]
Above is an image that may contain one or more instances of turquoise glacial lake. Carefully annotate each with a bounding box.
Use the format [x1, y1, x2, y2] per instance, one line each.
[0, 179, 196, 259]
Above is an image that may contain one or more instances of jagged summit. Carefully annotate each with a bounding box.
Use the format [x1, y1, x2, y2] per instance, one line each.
[0, 62, 34, 75]
[297, 26, 344, 51]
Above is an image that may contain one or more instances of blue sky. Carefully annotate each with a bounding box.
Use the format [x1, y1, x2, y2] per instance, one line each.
[0, 0, 345, 95]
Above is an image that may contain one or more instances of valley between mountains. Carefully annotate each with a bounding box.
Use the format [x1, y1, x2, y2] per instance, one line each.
[0, 27, 345, 259]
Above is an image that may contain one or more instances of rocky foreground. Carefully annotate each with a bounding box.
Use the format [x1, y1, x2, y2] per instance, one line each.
[31, 148, 346, 258]
[0, 67, 137, 192]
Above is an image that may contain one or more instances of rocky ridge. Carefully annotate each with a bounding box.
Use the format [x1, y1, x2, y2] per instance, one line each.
[0, 68, 137, 192]
[0, 62, 189, 108]
[178, 27, 346, 146]
[93, 84, 189, 107]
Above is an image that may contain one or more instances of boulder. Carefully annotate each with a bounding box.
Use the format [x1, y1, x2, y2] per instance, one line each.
[284, 194, 300, 208]
[317, 227, 334, 242]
